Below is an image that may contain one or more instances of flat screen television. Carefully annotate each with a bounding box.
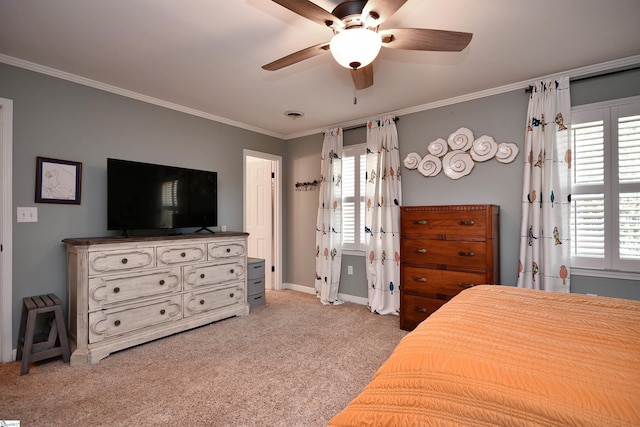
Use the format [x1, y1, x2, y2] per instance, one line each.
[107, 158, 217, 233]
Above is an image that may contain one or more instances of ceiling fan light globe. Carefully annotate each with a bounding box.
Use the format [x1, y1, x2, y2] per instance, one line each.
[330, 28, 381, 70]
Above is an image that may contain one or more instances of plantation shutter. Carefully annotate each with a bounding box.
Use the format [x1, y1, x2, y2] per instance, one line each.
[618, 114, 640, 260]
[571, 120, 605, 258]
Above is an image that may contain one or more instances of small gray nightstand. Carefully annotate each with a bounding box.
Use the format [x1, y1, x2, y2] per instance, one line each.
[247, 257, 265, 310]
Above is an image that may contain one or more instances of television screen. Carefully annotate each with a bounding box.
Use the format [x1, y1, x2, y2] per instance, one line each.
[107, 158, 217, 232]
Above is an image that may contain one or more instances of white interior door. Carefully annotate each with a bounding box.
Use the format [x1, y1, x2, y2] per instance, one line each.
[0, 97, 14, 362]
[246, 156, 274, 290]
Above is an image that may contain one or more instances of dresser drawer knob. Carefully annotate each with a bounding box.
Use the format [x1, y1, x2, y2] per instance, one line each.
[458, 251, 475, 257]
[199, 299, 205, 305]
[412, 276, 427, 282]
[180, 252, 186, 257]
[230, 269, 235, 274]
[121, 258, 128, 264]
[414, 248, 428, 254]
[459, 220, 475, 226]
[413, 307, 427, 313]
[113, 287, 120, 293]
[200, 273, 205, 279]
[458, 283, 474, 289]
[413, 220, 428, 225]
[159, 279, 165, 285]
[226, 248, 231, 253]
[160, 309, 166, 315]
[114, 320, 121, 327]
[229, 292, 235, 298]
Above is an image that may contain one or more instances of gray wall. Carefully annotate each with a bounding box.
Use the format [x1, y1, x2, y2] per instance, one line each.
[1, 63, 285, 343]
[285, 68, 640, 301]
[3, 61, 639, 345]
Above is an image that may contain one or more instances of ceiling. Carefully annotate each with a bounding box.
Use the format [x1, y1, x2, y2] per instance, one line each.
[1, 0, 639, 139]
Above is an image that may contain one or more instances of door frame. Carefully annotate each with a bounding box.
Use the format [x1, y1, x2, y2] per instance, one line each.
[243, 149, 282, 291]
[0, 97, 14, 362]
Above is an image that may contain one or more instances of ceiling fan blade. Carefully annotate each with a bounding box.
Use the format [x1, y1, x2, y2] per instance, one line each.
[270, 0, 338, 27]
[380, 28, 473, 51]
[262, 42, 331, 71]
[351, 64, 374, 90]
[362, 0, 408, 25]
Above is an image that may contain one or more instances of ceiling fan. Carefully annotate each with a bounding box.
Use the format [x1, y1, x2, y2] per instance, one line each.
[263, 0, 473, 90]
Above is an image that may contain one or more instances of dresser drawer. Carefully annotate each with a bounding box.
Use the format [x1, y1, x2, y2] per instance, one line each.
[89, 295, 182, 343]
[401, 207, 490, 238]
[247, 258, 265, 280]
[401, 266, 486, 295]
[183, 283, 244, 318]
[88, 267, 181, 309]
[400, 293, 447, 330]
[208, 240, 246, 259]
[402, 239, 489, 270]
[183, 260, 245, 290]
[157, 243, 206, 265]
[88, 247, 155, 276]
[248, 277, 265, 295]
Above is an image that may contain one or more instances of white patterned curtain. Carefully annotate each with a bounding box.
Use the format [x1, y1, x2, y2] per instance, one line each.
[517, 77, 571, 292]
[365, 115, 402, 314]
[315, 127, 344, 305]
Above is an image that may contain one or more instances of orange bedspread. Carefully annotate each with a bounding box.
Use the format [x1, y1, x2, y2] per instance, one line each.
[329, 285, 640, 426]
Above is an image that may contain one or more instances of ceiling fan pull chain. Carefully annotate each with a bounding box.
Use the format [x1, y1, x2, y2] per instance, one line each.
[353, 89, 358, 105]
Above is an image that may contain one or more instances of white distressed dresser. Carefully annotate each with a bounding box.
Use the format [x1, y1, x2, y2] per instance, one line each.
[62, 232, 249, 366]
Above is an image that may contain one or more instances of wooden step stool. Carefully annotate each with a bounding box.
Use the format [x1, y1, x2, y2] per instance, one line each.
[16, 294, 70, 375]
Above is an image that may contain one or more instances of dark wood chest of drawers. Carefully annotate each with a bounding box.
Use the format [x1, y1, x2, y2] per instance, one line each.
[400, 205, 500, 330]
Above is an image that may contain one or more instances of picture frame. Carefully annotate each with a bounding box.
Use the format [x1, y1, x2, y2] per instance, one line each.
[35, 156, 82, 204]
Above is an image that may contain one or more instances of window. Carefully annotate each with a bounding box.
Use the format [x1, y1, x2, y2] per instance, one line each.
[570, 96, 640, 276]
[342, 144, 367, 252]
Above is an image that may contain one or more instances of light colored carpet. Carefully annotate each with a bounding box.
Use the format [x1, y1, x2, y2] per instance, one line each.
[0, 290, 407, 426]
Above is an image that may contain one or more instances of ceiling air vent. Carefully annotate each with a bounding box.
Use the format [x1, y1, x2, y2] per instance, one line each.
[284, 111, 305, 119]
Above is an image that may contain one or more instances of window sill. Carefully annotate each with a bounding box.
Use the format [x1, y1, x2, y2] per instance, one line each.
[571, 267, 640, 281]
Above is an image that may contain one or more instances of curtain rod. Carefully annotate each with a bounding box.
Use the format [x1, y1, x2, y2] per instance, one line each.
[524, 66, 640, 93]
[344, 117, 399, 132]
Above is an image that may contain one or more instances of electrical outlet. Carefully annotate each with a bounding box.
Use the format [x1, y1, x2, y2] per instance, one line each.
[17, 207, 38, 223]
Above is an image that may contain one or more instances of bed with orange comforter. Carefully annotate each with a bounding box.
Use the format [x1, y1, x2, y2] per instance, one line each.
[329, 285, 640, 426]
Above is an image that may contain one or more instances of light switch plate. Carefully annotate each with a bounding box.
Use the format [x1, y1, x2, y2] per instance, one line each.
[17, 207, 38, 223]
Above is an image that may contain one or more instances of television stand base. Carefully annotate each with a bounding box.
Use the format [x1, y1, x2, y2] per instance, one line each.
[195, 227, 215, 233]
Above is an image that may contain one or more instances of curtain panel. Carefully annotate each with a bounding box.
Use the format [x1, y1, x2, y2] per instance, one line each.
[517, 77, 571, 292]
[365, 115, 402, 314]
[315, 127, 344, 305]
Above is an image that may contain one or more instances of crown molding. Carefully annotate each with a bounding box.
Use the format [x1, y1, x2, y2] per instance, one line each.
[2, 53, 639, 141]
[0, 54, 286, 140]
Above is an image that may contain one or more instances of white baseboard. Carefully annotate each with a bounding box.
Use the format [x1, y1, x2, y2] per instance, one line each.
[281, 283, 369, 306]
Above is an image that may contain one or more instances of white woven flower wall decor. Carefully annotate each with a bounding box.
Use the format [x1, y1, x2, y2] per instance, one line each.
[403, 127, 519, 180]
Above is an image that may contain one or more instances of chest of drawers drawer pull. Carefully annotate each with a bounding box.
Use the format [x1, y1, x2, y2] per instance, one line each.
[229, 292, 235, 298]
[200, 299, 205, 305]
[200, 273, 205, 279]
[414, 248, 428, 254]
[413, 220, 428, 225]
[159, 279, 165, 285]
[414, 306, 428, 313]
[114, 320, 121, 327]
[459, 220, 475, 226]
[458, 283, 474, 289]
[230, 268, 235, 274]
[160, 309, 166, 315]
[121, 258, 128, 264]
[413, 276, 427, 282]
[113, 287, 120, 294]
[458, 251, 475, 257]
[181, 252, 186, 257]
[226, 248, 231, 253]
